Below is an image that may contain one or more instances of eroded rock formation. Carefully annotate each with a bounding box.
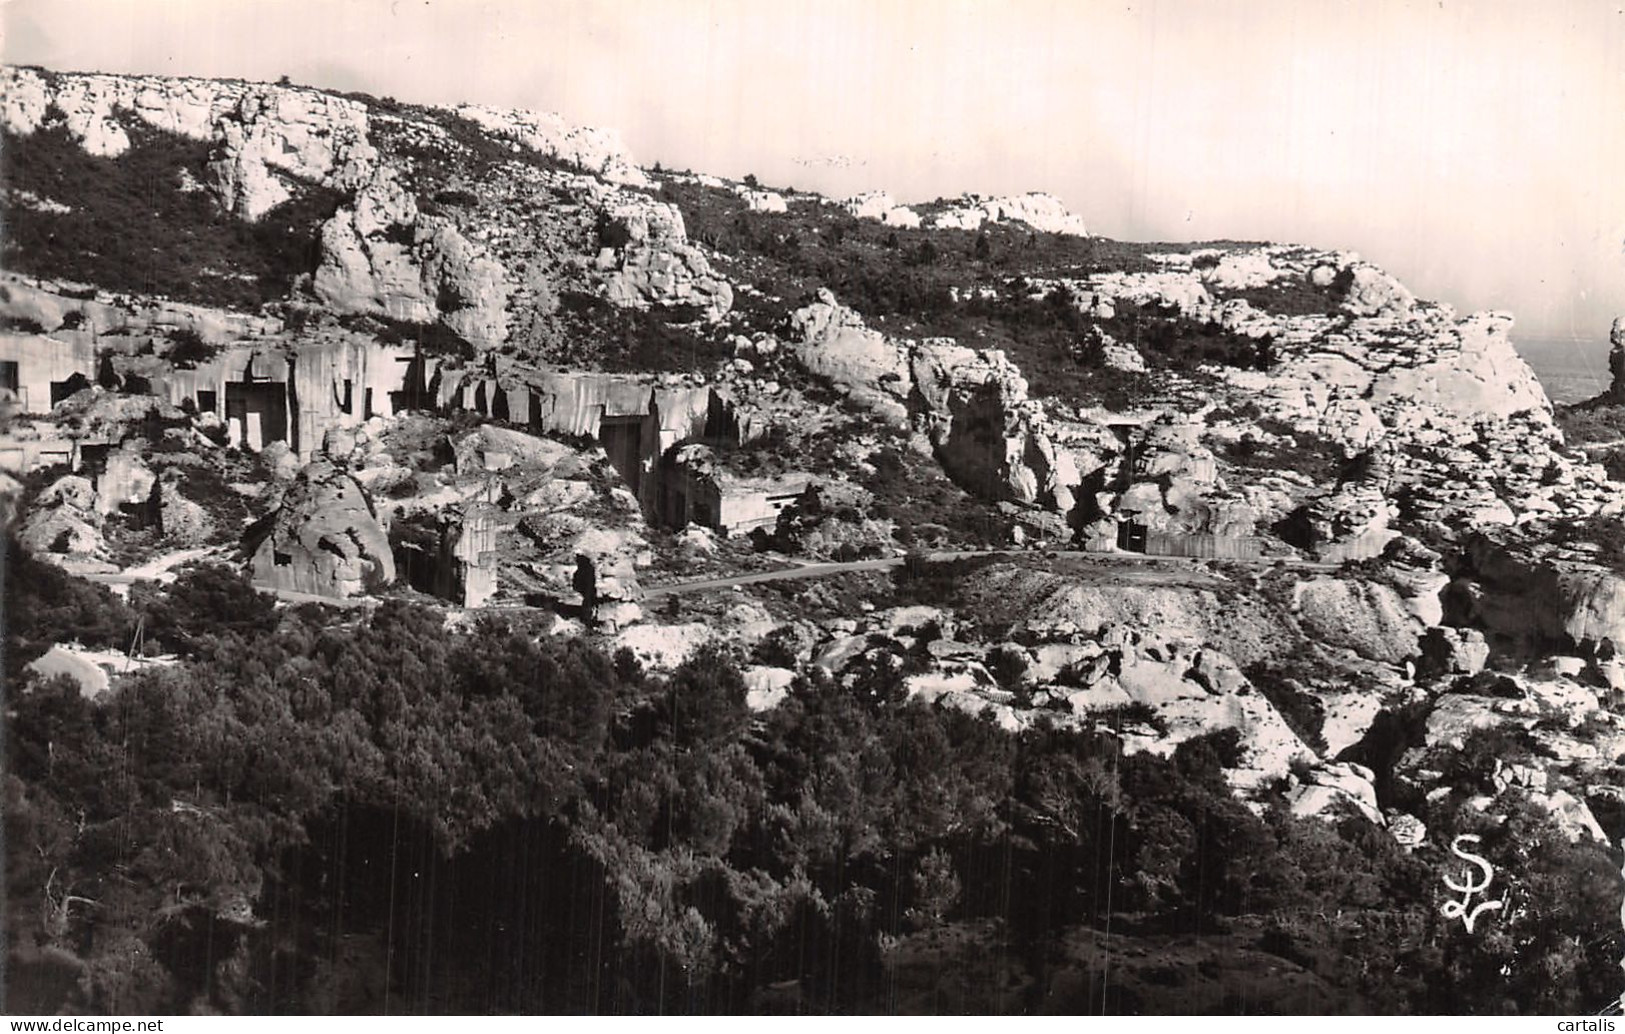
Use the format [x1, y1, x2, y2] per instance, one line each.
[249, 461, 394, 598]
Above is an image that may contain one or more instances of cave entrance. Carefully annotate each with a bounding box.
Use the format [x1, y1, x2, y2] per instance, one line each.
[224, 381, 288, 451]
[50, 373, 90, 407]
[598, 415, 645, 498]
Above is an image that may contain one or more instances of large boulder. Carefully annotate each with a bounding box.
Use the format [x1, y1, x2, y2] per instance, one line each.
[1454, 535, 1625, 652]
[249, 461, 394, 598]
[1416, 626, 1490, 679]
[1297, 484, 1398, 563]
[910, 339, 1079, 510]
[19, 475, 105, 556]
[156, 479, 216, 546]
[788, 290, 911, 422]
[1601, 316, 1625, 403]
[1339, 264, 1415, 318]
[841, 191, 920, 228]
[94, 447, 156, 516]
[597, 198, 733, 321]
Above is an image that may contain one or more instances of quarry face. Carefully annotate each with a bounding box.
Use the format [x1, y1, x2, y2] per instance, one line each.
[7, 60, 1625, 1017]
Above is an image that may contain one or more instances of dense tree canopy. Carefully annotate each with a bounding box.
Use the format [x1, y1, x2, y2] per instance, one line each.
[7, 544, 1622, 1014]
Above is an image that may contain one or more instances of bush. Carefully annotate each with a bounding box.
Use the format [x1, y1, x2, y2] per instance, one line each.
[167, 328, 220, 368]
[4, 535, 136, 669]
[351, 314, 477, 360]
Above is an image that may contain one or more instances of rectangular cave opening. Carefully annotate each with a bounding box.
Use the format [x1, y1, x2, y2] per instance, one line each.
[50, 374, 90, 407]
[224, 381, 288, 451]
[598, 415, 645, 498]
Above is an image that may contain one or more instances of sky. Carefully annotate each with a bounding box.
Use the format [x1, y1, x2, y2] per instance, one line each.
[4, 0, 1625, 347]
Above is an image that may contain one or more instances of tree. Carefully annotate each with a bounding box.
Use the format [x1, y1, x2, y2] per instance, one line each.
[664, 643, 748, 749]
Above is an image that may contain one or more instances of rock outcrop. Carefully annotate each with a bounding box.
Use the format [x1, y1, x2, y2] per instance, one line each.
[20, 475, 105, 556]
[249, 462, 395, 598]
[924, 192, 1089, 237]
[789, 290, 912, 422]
[313, 169, 511, 343]
[454, 104, 650, 187]
[597, 198, 734, 321]
[840, 191, 921, 228]
[3, 66, 376, 220]
[1452, 534, 1625, 652]
[1292, 578, 1419, 664]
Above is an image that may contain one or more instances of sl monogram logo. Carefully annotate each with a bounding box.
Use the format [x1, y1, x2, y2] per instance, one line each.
[1440, 833, 1504, 934]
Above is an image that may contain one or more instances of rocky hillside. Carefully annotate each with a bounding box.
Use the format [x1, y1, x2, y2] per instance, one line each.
[7, 65, 1625, 1015]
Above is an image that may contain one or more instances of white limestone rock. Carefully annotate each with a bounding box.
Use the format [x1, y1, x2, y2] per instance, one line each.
[1293, 578, 1420, 664]
[1339, 264, 1415, 318]
[926, 192, 1089, 237]
[1201, 251, 1281, 290]
[743, 665, 796, 711]
[841, 191, 920, 228]
[788, 290, 911, 422]
[614, 622, 713, 671]
[454, 103, 651, 187]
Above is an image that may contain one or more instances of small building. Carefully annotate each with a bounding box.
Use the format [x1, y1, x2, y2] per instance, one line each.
[1115, 520, 1263, 560]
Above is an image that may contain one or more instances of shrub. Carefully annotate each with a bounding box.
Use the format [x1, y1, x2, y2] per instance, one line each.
[167, 328, 220, 368]
[4, 534, 136, 669]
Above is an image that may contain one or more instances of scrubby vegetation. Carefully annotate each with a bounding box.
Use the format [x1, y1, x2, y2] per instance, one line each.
[1219, 418, 1347, 482]
[1208, 277, 1340, 317]
[1246, 662, 1330, 754]
[1556, 403, 1625, 447]
[1556, 403, 1625, 481]
[860, 444, 1012, 548]
[656, 176, 1258, 407]
[342, 313, 477, 361]
[1, 123, 343, 309]
[548, 290, 730, 373]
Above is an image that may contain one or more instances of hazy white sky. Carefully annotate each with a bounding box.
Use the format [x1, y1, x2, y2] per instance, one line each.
[5, 0, 1625, 343]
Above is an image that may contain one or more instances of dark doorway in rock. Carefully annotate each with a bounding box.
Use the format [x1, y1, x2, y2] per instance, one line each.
[50, 373, 90, 406]
[224, 381, 288, 450]
[599, 415, 645, 498]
